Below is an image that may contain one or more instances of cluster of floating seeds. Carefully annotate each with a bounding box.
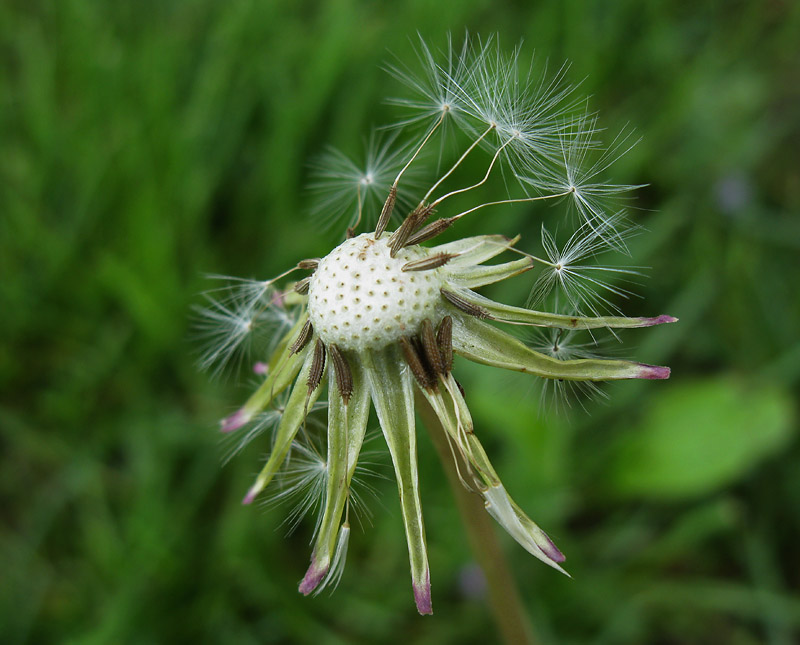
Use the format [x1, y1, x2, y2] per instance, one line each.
[307, 233, 444, 352]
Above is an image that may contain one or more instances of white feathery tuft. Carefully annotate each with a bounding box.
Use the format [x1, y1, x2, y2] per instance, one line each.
[518, 113, 643, 249]
[308, 130, 421, 231]
[529, 218, 643, 317]
[385, 32, 474, 130]
[193, 277, 294, 376]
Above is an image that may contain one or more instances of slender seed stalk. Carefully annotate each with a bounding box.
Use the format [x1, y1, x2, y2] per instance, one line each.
[376, 112, 445, 238]
[429, 135, 515, 209]
[421, 124, 496, 203]
[416, 393, 536, 645]
[452, 191, 572, 222]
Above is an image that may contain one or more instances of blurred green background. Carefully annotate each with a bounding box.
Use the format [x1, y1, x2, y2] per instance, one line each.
[2, 1, 799, 643]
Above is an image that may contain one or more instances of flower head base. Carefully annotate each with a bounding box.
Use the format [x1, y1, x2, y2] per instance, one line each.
[197, 34, 676, 615]
[308, 233, 444, 351]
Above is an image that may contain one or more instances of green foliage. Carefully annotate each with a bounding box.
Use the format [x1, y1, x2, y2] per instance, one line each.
[608, 377, 795, 500]
[2, 1, 799, 643]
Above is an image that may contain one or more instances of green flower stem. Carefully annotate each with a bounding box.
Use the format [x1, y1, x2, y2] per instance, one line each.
[416, 393, 536, 644]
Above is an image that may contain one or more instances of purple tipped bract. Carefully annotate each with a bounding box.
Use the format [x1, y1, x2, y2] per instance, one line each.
[241, 484, 260, 506]
[220, 408, 249, 433]
[299, 560, 327, 596]
[413, 574, 433, 615]
[540, 532, 566, 563]
[644, 314, 679, 326]
[252, 361, 268, 375]
[637, 364, 671, 380]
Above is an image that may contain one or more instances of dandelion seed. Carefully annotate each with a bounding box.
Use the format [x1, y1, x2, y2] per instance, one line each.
[194, 277, 292, 376]
[386, 32, 473, 130]
[456, 37, 585, 174]
[308, 131, 420, 231]
[529, 218, 644, 317]
[518, 113, 643, 248]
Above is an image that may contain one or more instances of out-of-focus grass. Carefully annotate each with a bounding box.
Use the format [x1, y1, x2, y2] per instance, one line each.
[1, 1, 799, 643]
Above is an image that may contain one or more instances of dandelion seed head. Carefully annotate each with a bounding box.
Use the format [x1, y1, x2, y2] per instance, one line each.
[197, 32, 676, 614]
[307, 233, 446, 352]
[386, 33, 473, 130]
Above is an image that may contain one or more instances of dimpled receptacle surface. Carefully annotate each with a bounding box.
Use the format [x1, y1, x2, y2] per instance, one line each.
[308, 233, 444, 351]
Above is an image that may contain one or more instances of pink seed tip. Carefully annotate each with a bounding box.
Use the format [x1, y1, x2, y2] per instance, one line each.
[220, 408, 248, 434]
[637, 364, 671, 380]
[252, 361, 268, 375]
[413, 575, 433, 615]
[298, 560, 327, 596]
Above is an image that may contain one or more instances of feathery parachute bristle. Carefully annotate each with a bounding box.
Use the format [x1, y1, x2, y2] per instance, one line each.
[194, 277, 298, 377]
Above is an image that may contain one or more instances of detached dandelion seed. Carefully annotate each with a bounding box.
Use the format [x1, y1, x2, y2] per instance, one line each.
[196, 33, 676, 615]
[530, 217, 644, 317]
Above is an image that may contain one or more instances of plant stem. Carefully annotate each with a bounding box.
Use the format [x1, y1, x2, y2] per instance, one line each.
[416, 393, 536, 645]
